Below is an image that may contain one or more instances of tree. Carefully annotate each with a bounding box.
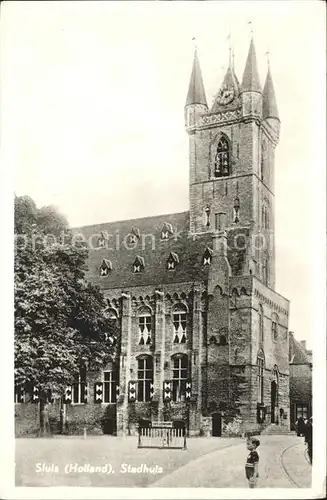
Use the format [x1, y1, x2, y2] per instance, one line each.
[14, 196, 118, 434]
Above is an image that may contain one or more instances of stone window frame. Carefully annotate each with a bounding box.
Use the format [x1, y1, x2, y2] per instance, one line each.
[136, 355, 153, 402]
[262, 251, 269, 286]
[271, 313, 279, 342]
[257, 349, 265, 404]
[171, 353, 188, 402]
[71, 367, 88, 405]
[137, 305, 153, 346]
[102, 369, 117, 404]
[172, 303, 188, 344]
[259, 304, 264, 344]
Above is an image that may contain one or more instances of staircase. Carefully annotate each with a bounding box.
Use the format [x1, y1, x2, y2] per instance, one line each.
[261, 423, 294, 436]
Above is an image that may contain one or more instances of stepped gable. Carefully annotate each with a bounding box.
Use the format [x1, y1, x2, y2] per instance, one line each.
[289, 333, 311, 364]
[72, 211, 247, 289]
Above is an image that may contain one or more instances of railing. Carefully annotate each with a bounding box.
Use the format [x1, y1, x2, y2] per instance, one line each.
[137, 422, 187, 450]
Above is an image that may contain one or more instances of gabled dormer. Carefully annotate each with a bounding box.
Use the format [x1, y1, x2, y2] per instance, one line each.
[133, 256, 144, 273]
[167, 252, 179, 270]
[100, 259, 112, 276]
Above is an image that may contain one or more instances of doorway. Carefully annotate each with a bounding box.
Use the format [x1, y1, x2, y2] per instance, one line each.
[271, 381, 277, 423]
[212, 413, 222, 437]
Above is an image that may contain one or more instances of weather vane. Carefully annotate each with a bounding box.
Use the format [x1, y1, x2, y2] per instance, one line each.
[265, 50, 271, 67]
[248, 21, 254, 36]
[192, 37, 197, 52]
[227, 30, 232, 67]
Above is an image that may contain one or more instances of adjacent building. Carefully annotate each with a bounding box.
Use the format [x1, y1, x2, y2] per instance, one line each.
[289, 333, 312, 429]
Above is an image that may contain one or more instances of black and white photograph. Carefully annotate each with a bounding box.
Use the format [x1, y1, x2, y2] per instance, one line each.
[0, 0, 325, 498]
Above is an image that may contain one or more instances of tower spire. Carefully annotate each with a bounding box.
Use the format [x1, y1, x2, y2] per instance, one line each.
[263, 60, 279, 120]
[241, 37, 261, 93]
[185, 39, 207, 107]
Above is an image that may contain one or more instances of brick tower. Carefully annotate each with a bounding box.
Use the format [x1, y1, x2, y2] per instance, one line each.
[184, 38, 290, 432]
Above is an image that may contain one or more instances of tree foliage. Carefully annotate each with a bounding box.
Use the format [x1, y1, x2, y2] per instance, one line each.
[14, 195, 118, 401]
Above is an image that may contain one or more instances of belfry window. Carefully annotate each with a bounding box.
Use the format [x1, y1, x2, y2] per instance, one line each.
[172, 355, 188, 402]
[214, 137, 230, 177]
[137, 356, 153, 402]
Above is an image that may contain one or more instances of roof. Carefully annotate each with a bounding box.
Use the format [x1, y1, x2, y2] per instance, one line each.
[263, 66, 279, 119]
[185, 48, 208, 107]
[289, 332, 311, 364]
[72, 211, 249, 290]
[241, 38, 261, 93]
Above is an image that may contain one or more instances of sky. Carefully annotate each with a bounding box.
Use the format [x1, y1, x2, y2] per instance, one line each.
[1, 1, 326, 349]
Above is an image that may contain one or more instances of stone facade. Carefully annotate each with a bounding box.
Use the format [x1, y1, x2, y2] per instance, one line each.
[15, 37, 291, 437]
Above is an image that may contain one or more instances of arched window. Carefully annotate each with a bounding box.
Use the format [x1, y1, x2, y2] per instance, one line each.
[219, 335, 227, 346]
[262, 204, 269, 230]
[172, 304, 187, 344]
[272, 313, 279, 341]
[214, 136, 230, 177]
[257, 350, 265, 404]
[138, 307, 152, 345]
[137, 356, 153, 402]
[204, 206, 211, 228]
[262, 252, 269, 286]
[259, 304, 264, 343]
[171, 354, 188, 402]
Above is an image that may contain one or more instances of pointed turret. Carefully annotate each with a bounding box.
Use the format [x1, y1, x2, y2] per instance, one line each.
[262, 64, 280, 140]
[263, 66, 279, 119]
[185, 45, 208, 132]
[241, 38, 261, 93]
[240, 38, 262, 118]
[185, 47, 207, 107]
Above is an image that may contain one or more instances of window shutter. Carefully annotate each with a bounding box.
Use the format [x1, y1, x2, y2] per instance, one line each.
[116, 385, 120, 398]
[128, 381, 137, 402]
[185, 379, 192, 401]
[64, 386, 72, 404]
[32, 387, 39, 403]
[149, 382, 154, 399]
[94, 382, 103, 403]
[163, 380, 172, 402]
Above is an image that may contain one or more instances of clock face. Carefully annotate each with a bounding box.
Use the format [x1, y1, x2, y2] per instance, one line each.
[217, 86, 235, 105]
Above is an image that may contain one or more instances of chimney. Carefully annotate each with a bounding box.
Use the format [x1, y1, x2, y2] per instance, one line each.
[300, 340, 306, 350]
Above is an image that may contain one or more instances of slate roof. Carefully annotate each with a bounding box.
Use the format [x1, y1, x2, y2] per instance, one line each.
[241, 38, 261, 93]
[263, 66, 279, 119]
[185, 48, 208, 107]
[73, 211, 248, 290]
[289, 332, 311, 365]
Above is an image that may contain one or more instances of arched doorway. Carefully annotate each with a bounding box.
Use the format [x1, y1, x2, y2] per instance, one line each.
[212, 413, 222, 437]
[271, 381, 277, 423]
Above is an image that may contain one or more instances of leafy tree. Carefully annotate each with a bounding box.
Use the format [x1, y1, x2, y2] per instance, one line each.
[14, 196, 118, 434]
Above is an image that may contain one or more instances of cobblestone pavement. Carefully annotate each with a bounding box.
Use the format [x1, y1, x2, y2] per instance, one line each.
[151, 435, 312, 488]
[15, 434, 311, 488]
[15, 435, 242, 487]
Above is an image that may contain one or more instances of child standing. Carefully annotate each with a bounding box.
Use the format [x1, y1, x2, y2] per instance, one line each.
[245, 437, 260, 488]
